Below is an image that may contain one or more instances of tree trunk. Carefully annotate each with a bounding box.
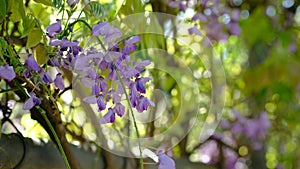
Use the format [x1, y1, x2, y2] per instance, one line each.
[0, 133, 217, 169]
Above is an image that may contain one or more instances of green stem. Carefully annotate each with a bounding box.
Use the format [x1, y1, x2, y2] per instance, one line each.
[0, 87, 20, 93]
[38, 108, 71, 169]
[13, 79, 71, 169]
[69, 19, 106, 50]
[115, 69, 144, 169]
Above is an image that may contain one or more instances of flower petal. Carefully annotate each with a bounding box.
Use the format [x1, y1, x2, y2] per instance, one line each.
[113, 103, 125, 117]
[23, 94, 41, 110]
[54, 73, 65, 90]
[0, 64, 16, 82]
[83, 96, 97, 104]
[25, 54, 40, 71]
[158, 154, 176, 169]
[100, 108, 115, 124]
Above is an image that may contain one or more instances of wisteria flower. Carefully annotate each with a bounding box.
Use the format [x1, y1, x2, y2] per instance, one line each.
[123, 36, 141, 55]
[83, 96, 97, 104]
[97, 95, 106, 111]
[46, 20, 62, 37]
[0, 64, 16, 82]
[92, 22, 122, 45]
[25, 54, 40, 71]
[136, 96, 154, 113]
[39, 70, 53, 84]
[158, 153, 176, 169]
[129, 83, 139, 107]
[23, 93, 41, 110]
[76, 24, 153, 125]
[192, 13, 207, 22]
[100, 108, 115, 124]
[113, 103, 125, 117]
[54, 73, 65, 90]
[188, 24, 202, 36]
[67, 0, 79, 7]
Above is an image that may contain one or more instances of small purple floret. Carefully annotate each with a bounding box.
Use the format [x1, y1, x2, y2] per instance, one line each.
[100, 108, 115, 124]
[25, 54, 40, 71]
[0, 64, 16, 82]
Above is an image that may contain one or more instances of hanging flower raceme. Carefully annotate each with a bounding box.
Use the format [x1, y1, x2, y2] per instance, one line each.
[46, 20, 82, 71]
[72, 22, 154, 124]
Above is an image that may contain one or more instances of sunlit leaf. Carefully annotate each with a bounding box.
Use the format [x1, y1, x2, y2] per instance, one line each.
[0, 0, 7, 18]
[34, 44, 49, 65]
[85, 1, 104, 17]
[34, 0, 52, 6]
[30, 3, 51, 26]
[22, 14, 37, 38]
[26, 28, 43, 49]
[241, 7, 276, 45]
[52, 0, 62, 8]
[119, 0, 143, 15]
[9, 0, 25, 22]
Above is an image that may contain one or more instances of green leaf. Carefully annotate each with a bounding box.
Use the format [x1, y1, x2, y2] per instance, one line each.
[22, 14, 37, 38]
[119, 0, 144, 15]
[241, 7, 276, 45]
[26, 28, 43, 49]
[52, 0, 62, 8]
[31, 3, 51, 26]
[34, 44, 49, 65]
[0, 37, 8, 60]
[0, 0, 7, 18]
[34, 0, 52, 6]
[85, 1, 104, 17]
[9, 0, 25, 22]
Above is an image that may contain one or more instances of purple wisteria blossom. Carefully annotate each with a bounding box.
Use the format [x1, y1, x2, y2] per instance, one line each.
[54, 73, 65, 90]
[170, 0, 241, 42]
[67, 0, 79, 7]
[136, 96, 155, 113]
[25, 54, 40, 71]
[158, 153, 176, 169]
[46, 20, 82, 72]
[0, 64, 16, 81]
[168, 1, 186, 11]
[46, 20, 62, 37]
[100, 108, 115, 124]
[113, 103, 125, 117]
[92, 22, 122, 45]
[231, 111, 271, 142]
[23, 93, 41, 110]
[188, 24, 202, 36]
[39, 69, 53, 84]
[96, 95, 106, 111]
[123, 36, 141, 55]
[219, 111, 271, 150]
[74, 22, 153, 125]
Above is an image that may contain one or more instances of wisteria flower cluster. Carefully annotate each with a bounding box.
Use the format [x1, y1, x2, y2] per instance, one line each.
[0, 19, 154, 125]
[169, 0, 241, 42]
[46, 20, 154, 124]
[195, 111, 270, 168]
[78, 22, 154, 124]
[0, 49, 66, 110]
[22, 53, 66, 110]
[228, 111, 271, 149]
